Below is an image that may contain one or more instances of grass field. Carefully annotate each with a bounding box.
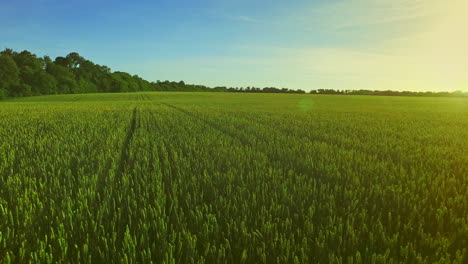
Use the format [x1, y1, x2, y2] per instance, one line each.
[1, 92, 467, 263]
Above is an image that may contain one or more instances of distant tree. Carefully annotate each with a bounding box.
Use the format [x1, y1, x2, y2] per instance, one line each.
[0, 48, 15, 57]
[13, 50, 44, 71]
[9, 83, 32, 97]
[54, 56, 69, 68]
[10, 51, 48, 95]
[42, 55, 53, 66]
[65, 52, 85, 69]
[0, 88, 6, 99]
[33, 71, 58, 95]
[46, 63, 78, 94]
[0, 54, 20, 98]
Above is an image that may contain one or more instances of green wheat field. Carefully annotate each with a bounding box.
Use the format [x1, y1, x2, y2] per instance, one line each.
[1, 92, 467, 263]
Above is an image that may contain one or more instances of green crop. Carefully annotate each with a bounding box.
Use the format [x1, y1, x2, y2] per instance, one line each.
[1, 92, 467, 263]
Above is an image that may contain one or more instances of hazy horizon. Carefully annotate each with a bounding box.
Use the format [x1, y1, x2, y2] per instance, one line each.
[2, 0, 467, 92]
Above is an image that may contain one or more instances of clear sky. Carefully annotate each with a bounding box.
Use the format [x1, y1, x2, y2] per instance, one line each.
[1, 0, 467, 91]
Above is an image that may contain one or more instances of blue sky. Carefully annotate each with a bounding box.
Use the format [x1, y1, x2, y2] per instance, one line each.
[1, 0, 467, 91]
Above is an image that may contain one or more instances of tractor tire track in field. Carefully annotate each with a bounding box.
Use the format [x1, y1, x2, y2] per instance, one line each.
[95, 107, 138, 203]
[159, 105, 355, 202]
[161, 103, 334, 176]
[112, 106, 139, 251]
[145, 103, 177, 228]
[144, 101, 190, 248]
[173, 105, 405, 176]
[164, 104, 423, 249]
[236, 112, 403, 165]
[159, 103, 321, 183]
[115, 107, 138, 182]
[91, 106, 139, 262]
[160, 103, 373, 208]
[159, 101, 454, 260]
[162, 103, 253, 147]
[161, 103, 307, 170]
[159, 103, 368, 253]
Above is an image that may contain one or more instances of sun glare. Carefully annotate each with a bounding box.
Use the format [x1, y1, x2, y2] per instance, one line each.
[422, 0, 468, 90]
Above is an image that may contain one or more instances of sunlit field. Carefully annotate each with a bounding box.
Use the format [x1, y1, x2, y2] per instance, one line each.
[1, 92, 467, 263]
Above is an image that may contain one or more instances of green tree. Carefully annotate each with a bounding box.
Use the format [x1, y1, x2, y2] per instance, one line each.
[65, 52, 85, 69]
[12, 50, 47, 95]
[0, 54, 20, 98]
[34, 71, 58, 94]
[13, 50, 44, 71]
[46, 63, 78, 94]
[9, 83, 32, 97]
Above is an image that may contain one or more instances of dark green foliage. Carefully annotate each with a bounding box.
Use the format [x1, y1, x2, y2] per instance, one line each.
[35, 71, 59, 94]
[46, 63, 78, 94]
[0, 88, 7, 99]
[13, 50, 44, 72]
[0, 53, 20, 97]
[9, 83, 32, 97]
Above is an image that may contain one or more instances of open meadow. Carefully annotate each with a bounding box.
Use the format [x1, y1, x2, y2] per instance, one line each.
[1, 92, 467, 263]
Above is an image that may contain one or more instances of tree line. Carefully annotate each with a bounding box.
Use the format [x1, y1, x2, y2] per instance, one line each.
[0, 48, 216, 99]
[0, 48, 466, 99]
[309, 89, 467, 97]
[213, 86, 307, 93]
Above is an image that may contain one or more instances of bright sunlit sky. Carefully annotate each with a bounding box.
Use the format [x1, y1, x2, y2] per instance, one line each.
[1, 0, 467, 91]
